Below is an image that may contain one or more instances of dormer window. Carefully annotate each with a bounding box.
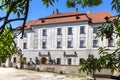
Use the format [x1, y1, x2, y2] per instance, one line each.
[41, 19, 45, 23]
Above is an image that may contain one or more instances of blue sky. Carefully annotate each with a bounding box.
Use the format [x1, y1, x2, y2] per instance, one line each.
[14, 0, 117, 27]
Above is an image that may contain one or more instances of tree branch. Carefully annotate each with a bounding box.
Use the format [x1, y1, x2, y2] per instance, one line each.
[0, 0, 11, 9]
[21, 0, 29, 39]
[6, 18, 25, 23]
[0, 0, 24, 35]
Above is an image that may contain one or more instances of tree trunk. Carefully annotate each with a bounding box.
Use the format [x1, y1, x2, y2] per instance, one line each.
[93, 72, 96, 80]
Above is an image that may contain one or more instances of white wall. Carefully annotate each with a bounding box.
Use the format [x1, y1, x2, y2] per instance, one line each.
[14, 21, 117, 65]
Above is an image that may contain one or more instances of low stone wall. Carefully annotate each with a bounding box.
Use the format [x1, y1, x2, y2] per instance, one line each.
[35, 65, 82, 74]
[23, 64, 114, 78]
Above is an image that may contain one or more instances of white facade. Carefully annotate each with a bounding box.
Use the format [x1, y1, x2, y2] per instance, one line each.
[14, 22, 116, 65]
[14, 11, 116, 65]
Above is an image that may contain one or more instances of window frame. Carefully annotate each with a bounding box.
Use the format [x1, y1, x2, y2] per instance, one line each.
[93, 27, 98, 33]
[80, 40, 85, 48]
[80, 26, 85, 34]
[57, 41, 62, 48]
[57, 28, 62, 35]
[67, 40, 73, 48]
[23, 42, 27, 49]
[68, 27, 73, 35]
[42, 41, 47, 49]
[93, 40, 99, 48]
[42, 29, 47, 36]
[108, 39, 114, 47]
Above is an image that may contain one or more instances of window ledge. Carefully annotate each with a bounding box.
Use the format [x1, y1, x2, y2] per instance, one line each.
[79, 47, 86, 48]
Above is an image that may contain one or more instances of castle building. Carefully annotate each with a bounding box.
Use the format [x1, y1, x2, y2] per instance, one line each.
[14, 9, 116, 65]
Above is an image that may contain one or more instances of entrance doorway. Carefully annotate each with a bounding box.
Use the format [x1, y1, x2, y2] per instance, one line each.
[67, 58, 71, 65]
[41, 57, 48, 64]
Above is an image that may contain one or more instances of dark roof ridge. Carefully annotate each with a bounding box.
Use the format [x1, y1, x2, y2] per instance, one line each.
[39, 13, 86, 20]
[39, 11, 83, 20]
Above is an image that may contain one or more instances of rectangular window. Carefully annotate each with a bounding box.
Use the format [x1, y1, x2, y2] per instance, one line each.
[13, 57, 16, 63]
[108, 39, 114, 47]
[14, 43, 17, 47]
[42, 42, 47, 49]
[80, 40, 85, 48]
[57, 28, 62, 35]
[57, 41, 62, 48]
[80, 26, 85, 34]
[67, 40, 73, 48]
[93, 27, 98, 33]
[57, 58, 61, 65]
[79, 58, 85, 65]
[68, 27, 72, 35]
[93, 40, 98, 47]
[23, 42, 27, 49]
[42, 29, 47, 36]
[23, 33, 27, 37]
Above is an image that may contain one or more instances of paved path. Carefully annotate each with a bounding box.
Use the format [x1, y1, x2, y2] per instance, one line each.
[0, 68, 115, 80]
[0, 68, 86, 80]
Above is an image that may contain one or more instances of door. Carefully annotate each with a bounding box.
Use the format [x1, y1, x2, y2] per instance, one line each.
[68, 58, 71, 65]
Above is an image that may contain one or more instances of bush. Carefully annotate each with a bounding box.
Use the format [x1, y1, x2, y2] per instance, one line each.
[60, 70, 63, 74]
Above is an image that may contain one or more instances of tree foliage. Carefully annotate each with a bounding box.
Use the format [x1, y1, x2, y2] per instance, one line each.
[0, 27, 18, 63]
[77, 0, 120, 78]
[0, 0, 30, 38]
[1, 0, 120, 77]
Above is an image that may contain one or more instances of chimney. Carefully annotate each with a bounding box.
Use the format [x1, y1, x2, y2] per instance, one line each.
[86, 10, 91, 14]
[53, 8, 59, 14]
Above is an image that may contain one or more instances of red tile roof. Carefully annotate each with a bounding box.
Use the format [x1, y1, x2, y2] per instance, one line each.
[16, 11, 114, 30]
[15, 20, 39, 30]
[87, 12, 113, 23]
[44, 12, 83, 19]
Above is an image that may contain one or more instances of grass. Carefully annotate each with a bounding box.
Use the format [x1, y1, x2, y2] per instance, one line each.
[65, 73, 86, 78]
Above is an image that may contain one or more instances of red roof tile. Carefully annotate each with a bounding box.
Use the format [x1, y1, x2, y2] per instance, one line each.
[16, 11, 114, 29]
[44, 12, 83, 19]
[15, 20, 39, 30]
[87, 12, 113, 23]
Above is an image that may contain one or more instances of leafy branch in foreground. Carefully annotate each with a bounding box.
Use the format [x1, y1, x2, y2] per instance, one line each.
[0, 27, 18, 63]
[0, 0, 30, 38]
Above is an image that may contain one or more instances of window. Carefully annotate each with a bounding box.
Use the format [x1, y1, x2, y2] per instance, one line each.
[57, 28, 62, 35]
[80, 40, 85, 48]
[42, 29, 47, 36]
[23, 57, 27, 64]
[57, 58, 61, 65]
[23, 33, 27, 37]
[57, 41, 62, 48]
[68, 27, 72, 35]
[108, 39, 114, 47]
[23, 42, 27, 49]
[93, 27, 98, 33]
[79, 58, 85, 65]
[13, 57, 16, 63]
[93, 40, 98, 47]
[14, 43, 17, 47]
[80, 26, 85, 34]
[42, 42, 47, 49]
[67, 40, 73, 48]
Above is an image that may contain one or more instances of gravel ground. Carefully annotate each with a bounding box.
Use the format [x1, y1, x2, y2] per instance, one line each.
[0, 68, 115, 80]
[0, 68, 86, 80]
